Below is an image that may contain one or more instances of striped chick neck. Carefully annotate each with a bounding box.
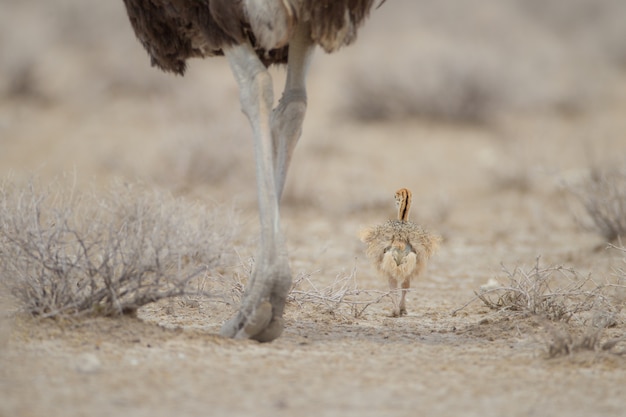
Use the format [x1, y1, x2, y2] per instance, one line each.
[394, 188, 412, 222]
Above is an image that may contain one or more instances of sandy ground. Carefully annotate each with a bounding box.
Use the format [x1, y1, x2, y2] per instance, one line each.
[2, 1, 626, 416]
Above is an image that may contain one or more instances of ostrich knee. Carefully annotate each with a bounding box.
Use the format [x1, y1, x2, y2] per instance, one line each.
[238, 70, 275, 135]
[271, 91, 307, 199]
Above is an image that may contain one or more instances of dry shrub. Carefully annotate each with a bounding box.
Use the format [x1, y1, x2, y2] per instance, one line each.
[539, 245, 626, 357]
[0, 177, 238, 318]
[456, 252, 626, 358]
[454, 255, 626, 358]
[287, 266, 389, 319]
[570, 165, 626, 242]
[458, 257, 614, 322]
[543, 321, 626, 358]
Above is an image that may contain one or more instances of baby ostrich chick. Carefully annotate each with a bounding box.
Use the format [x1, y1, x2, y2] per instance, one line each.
[360, 188, 441, 317]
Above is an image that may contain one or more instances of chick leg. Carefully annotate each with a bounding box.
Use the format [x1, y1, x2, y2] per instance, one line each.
[388, 276, 401, 317]
[399, 278, 410, 316]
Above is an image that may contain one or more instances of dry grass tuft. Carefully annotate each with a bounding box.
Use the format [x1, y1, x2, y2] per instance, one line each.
[569, 165, 626, 242]
[0, 176, 238, 318]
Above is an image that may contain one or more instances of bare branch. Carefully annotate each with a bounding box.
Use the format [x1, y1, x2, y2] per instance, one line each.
[0, 177, 238, 318]
[454, 256, 618, 323]
[287, 264, 389, 319]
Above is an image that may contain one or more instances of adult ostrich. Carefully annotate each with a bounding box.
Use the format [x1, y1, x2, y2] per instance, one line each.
[122, 0, 381, 341]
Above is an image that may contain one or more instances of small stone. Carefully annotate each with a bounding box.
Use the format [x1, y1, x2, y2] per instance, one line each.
[75, 353, 102, 373]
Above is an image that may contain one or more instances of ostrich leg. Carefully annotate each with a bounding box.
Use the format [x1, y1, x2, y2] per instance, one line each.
[272, 23, 314, 201]
[220, 42, 287, 341]
[220, 25, 313, 342]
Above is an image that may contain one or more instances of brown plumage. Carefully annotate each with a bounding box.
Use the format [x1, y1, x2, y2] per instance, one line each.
[122, 0, 376, 74]
[360, 188, 441, 317]
[121, 0, 382, 341]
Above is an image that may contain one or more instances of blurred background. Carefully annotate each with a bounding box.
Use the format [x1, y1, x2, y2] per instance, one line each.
[1, 0, 625, 217]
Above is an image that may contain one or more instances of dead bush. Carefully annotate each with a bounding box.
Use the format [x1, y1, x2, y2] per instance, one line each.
[570, 165, 626, 242]
[542, 318, 626, 358]
[0, 177, 238, 318]
[540, 244, 626, 357]
[455, 257, 614, 322]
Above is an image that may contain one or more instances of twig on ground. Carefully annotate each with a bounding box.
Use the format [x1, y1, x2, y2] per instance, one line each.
[287, 264, 389, 319]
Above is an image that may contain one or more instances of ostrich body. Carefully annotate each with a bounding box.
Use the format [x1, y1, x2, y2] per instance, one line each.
[360, 189, 441, 317]
[122, 0, 378, 341]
